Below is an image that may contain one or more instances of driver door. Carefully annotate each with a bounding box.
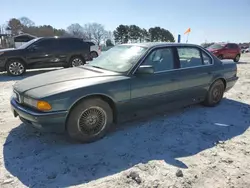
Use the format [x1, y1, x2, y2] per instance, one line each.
[130, 47, 180, 110]
[25, 39, 56, 68]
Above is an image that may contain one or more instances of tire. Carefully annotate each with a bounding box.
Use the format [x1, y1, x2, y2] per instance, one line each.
[6, 59, 26, 76]
[233, 54, 240, 62]
[69, 56, 85, 67]
[218, 55, 223, 60]
[90, 51, 98, 59]
[66, 98, 113, 143]
[203, 79, 225, 107]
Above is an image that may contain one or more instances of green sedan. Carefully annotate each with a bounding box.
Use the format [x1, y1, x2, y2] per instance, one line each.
[10, 42, 238, 143]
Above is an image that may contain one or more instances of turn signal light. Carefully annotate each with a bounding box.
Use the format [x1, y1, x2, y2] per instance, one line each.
[37, 101, 52, 111]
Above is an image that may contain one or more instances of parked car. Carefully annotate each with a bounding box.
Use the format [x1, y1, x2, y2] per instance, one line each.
[0, 37, 92, 76]
[10, 43, 238, 143]
[85, 41, 101, 58]
[206, 43, 241, 62]
[245, 48, 249, 53]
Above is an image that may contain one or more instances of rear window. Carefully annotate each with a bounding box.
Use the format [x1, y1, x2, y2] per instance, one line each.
[207, 43, 225, 50]
[86, 42, 95, 46]
[56, 38, 89, 49]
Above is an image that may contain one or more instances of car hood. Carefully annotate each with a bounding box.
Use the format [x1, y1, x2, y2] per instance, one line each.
[0, 48, 16, 52]
[13, 66, 121, 94]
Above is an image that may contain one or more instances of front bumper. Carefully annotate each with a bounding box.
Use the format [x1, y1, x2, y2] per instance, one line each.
[10, 98, 68, 133]
[0, 58, 6, 71]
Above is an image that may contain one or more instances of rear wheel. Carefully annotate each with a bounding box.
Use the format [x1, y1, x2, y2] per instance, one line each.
[69, 56, 85, 67]
[234, 54, 240, 62]
[203, 79, 225, 107]
[66, 98, 113, 143]
[90, 51, 98, 59]
[6, 59, 26, 76]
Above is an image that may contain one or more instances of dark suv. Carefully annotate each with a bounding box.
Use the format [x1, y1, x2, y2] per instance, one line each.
[206, 43, 241, 62]
[0, 37, 91, 76]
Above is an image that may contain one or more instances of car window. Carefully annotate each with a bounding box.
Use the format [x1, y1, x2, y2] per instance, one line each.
[227, 44, 238, 49]
[31, 39, 55, 51]
[87, 42, 95, 46]
[177, 47, 203, 68]
[232, 44, 239, 49]
[142, 48, 175, 72]
[202, 51, 212, 65]
[56, 38, 89, 50]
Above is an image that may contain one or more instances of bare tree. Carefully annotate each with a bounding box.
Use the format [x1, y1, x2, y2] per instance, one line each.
[0, 24, 6, 34]
[67, 23, 86, 38]
[83, 23, 93, 40]
[19, 17, 35, 27]
[7, 18, 23, 35]
[84, 23, 106, 45]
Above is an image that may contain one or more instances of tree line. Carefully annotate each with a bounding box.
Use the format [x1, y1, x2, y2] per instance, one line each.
[113, 25, 175, 43]
[1, 17, 175, 46]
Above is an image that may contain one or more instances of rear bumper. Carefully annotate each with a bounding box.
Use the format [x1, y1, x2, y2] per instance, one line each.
[225, 76, 238, 92]
[10, 98, 67, 133]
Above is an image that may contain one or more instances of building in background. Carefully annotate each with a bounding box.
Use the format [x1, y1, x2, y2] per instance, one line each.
[13, 33, 36, 48]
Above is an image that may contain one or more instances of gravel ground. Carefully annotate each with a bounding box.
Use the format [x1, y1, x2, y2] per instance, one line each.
[0, 54, 250, 188]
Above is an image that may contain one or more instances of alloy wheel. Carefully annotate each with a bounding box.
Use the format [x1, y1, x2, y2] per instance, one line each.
[8, 62, 25, 76]
[77, 106, 107, 136]
[72, 58, 83, 67]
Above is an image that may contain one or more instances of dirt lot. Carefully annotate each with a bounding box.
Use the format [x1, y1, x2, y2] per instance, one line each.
[0, 54, 250, 188]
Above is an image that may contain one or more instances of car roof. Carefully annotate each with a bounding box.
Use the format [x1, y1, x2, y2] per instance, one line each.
[38, 36, 84, 40]
[120, 42, 204, 49]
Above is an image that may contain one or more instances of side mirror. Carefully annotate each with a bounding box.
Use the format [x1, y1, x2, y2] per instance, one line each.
[136, 65, 154, 74]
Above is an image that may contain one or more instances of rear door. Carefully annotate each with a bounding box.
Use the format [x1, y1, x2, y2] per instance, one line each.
[225, 43, 237, 59]
[174, 46, 214, 102]
[65, 38, 90, 61]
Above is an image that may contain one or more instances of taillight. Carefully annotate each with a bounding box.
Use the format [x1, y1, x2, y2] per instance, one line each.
[98, 46, 101, 51]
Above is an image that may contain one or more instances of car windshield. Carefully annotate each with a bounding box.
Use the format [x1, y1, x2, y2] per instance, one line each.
[17, 38, 40, 49]
[87, 45, 148, 73]
[207, 43, 225, 50]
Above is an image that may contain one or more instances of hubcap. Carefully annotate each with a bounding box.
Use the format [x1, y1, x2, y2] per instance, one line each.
[9, 62, 24, 75]
[78, 107, 107, 136]
[235, 55, 240, 62]
[91, 52, 98, 58]
[212, 85, 223, 103]
[72, 58, 83, 67]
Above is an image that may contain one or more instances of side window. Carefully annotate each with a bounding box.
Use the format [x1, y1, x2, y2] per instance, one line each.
[32, 39, 54, 51]
[143, 48, 175, 72]
[68, 39, 89, 49]
[177, 47, 202, 68]
[232, 44, 239, 49]
[87, 42, 95, 46]
[227, 44, 236, 49]
[202, 51, 212, 65]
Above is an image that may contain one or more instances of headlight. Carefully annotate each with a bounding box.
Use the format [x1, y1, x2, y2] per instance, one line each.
[24, 97, 52, 111]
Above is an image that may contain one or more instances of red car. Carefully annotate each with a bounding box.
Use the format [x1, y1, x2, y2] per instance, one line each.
[206, 43, 241, 62]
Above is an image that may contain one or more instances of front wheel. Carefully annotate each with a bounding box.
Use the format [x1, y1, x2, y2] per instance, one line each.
[203, 79, 225, 107]
[6, 59, 26, 76]
[218, 55, 223, 60]
[66, 98, 113, 143]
